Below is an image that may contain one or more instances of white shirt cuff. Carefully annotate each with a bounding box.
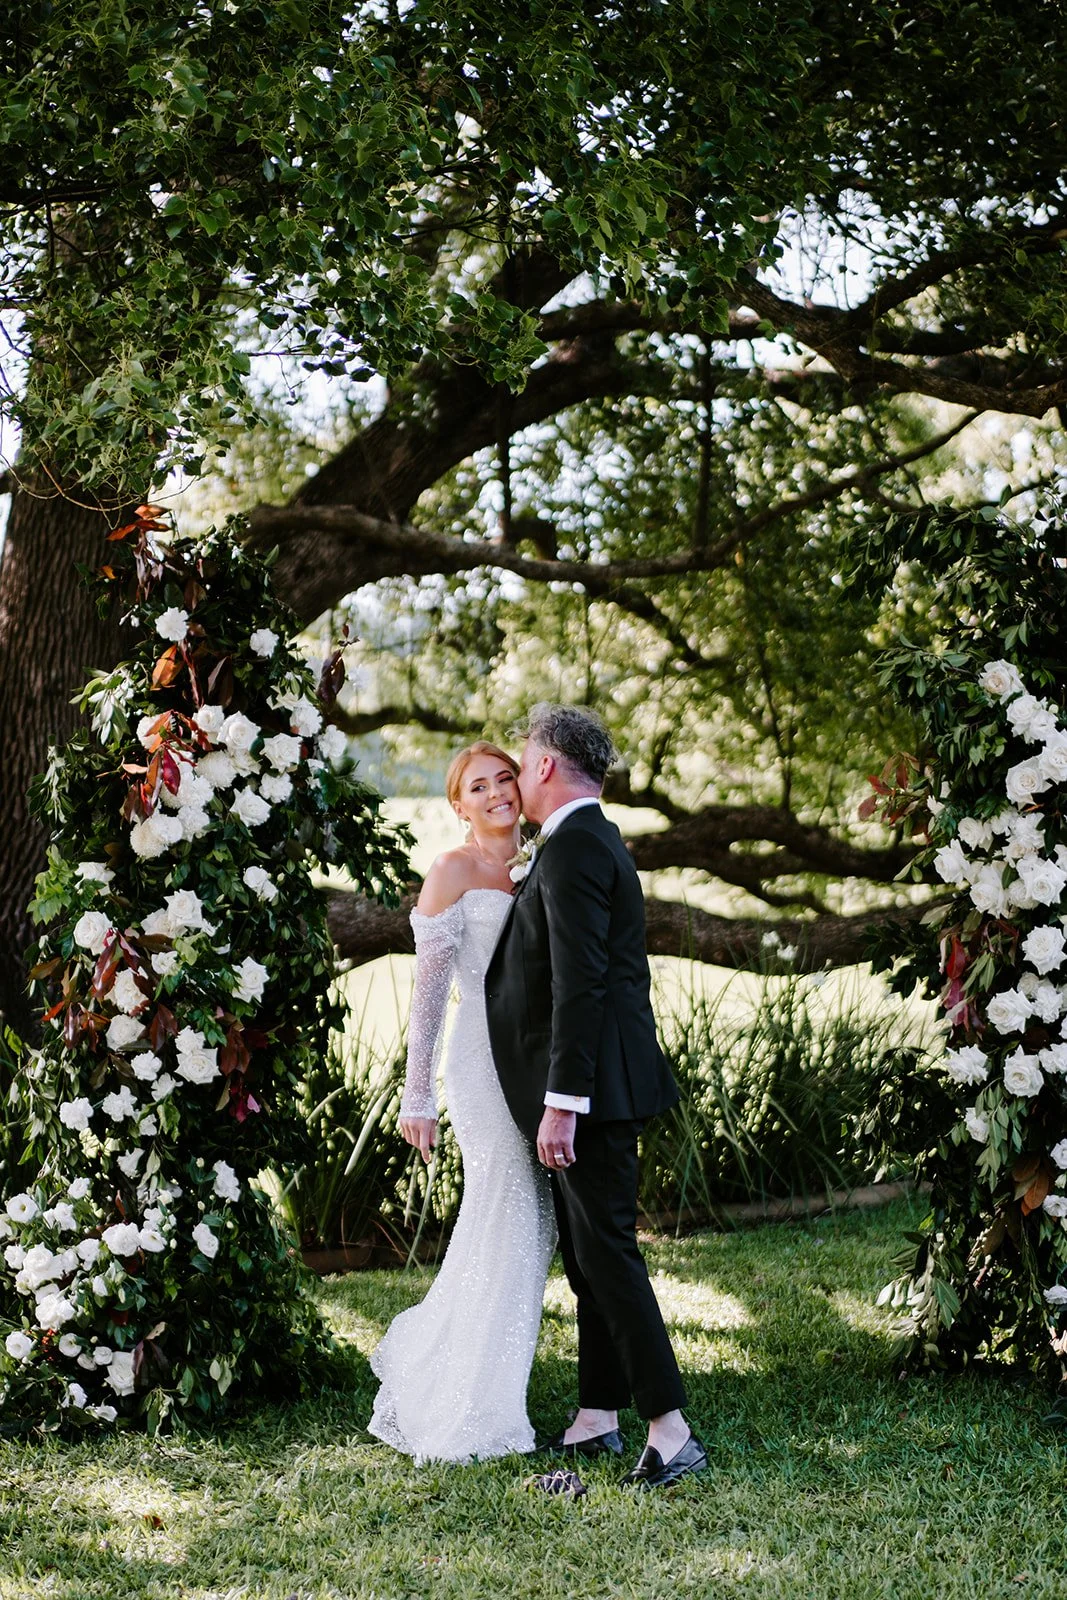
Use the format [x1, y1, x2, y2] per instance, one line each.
[544, 1091, 590, 1114]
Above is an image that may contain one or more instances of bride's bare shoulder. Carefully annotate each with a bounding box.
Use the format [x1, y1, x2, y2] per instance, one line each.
[415, 848, 479, 916]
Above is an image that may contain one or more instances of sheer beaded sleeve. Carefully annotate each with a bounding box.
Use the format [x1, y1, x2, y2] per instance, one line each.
[400, 899, 465, 1118]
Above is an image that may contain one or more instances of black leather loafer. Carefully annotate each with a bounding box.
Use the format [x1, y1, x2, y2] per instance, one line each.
[544, 1428, 624, 1458]
[621, 1433, 708, 1489]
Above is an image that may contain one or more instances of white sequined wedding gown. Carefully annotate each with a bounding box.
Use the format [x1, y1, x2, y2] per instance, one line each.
[368, 888, 556, 1464]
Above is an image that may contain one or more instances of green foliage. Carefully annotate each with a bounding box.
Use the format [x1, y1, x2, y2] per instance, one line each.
[0, 508, 410, 1430]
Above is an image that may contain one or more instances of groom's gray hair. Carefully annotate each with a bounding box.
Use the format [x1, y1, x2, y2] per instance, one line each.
[523, 703, 618, 787]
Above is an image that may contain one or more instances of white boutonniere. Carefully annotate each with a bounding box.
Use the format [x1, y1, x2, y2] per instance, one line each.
[508, 832, 545, 885]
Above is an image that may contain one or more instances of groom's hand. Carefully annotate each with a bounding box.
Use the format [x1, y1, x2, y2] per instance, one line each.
[537, 1107, 577, 1170]
[399, 1116, 437, 1162]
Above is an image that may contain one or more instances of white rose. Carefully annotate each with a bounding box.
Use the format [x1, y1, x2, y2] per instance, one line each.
[86, 1403, 118, 1422]
[139, 1223, 167, 1253]
[152, 1073, 178, 1102]
[985, 987, 1032, 1034]
[979, 660, 1024, 700]
[193, 703, 226, 738]
[1051, 1140, 1067, 1169]
[943, 1045, 989, 1086]
[1038, 734, 1067, 786]
[58, 1333, 81, 1357]
[1006, 694, 1059, 744]
[20, 1244, 59, 1288]
[965, 1109, 990, 1145]
[192, 1222, 219, 1260]
[1031, 982, 1064, 1024]
[1003, 813, 1046, 861]
[68, 1178, 90, 1201]
[59, 1098, 94, 1132]
[129, 811, 183, 859]
[1005, 759, 1051, 807]
[1041, 1043, 1067, 1075]
[1023, 926, 1067, 976]
[155, 606, 189, 643]
[5, 1331, 33, 1362]
[65, 1382, 88, 1409]
[75, 1238, 100, 1265]
[174, 1028, 219, 1085]
[317, 724, 348, 764]
[76, 861, 115, 888]
[105, 1351, 136, 1396]
[44, 1202, 76, 1233]
[230, 745, 260, 777]
[242, 866, 278, 902]
[232, 956, 269, 1004]
[969, 863, 1011, 918]
[1045, 1283, 1067, 1302]
[105, 1013, 145, 1051]
[5, 1194, 38, 1223]
[138, 1111, 158, 1136]
[101, 1086, 139, 1122]
[1015, 854, 1067, 906]
[230, 787, 271, 828]
[4, 1244, 24, 1268]
[1044, 1197, 1067, 1220]
[140, 908, 171, 938]
[258, 773, 292, 805]
[220, 712, 260, 754]
[102, 1222, 141, 1257]
[956, 817, 993, 851]
[261, 732, 303, 772]
[1004, 1048, 1044, 1097]
[164, 889, 207, 933]
[933, 841, 971, 885]
[212, 1161, 241, 1202]
[35, 1294, 76, 1330]
[196, 751, 237, 790]
[109, 968, 145, 1015]
[73, 910, 113, 955]
[249, 628, 279, 657]
[290, 698, 322, 737]
[150, 950, 179, 977]
[131, 1051, 163, 1082]
[116, 1149, 143, 1179]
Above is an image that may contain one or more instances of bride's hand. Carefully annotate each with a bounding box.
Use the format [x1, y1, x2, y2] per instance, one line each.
[399, 1115, 438, 1162]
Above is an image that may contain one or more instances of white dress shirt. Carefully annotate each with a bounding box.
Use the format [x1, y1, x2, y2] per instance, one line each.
[538, 797, 601, 1116]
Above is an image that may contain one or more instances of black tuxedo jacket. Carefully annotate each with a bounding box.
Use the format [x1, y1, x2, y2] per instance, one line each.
[484, 804, 679, 1144]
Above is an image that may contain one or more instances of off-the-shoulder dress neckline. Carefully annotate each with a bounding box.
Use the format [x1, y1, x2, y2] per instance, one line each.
[411, 886, 513, 920]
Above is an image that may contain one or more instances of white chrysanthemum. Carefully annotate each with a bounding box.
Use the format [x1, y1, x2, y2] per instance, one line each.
[979, 660, 1025, 700]
[220, 712, 260, 754]
[5, 1331, 33, 1361]
[116, 1149, 143, 1179]
[192, 1222, 219, 1260]
[232, 955, 269, 1004]
[155, 606, 189, 643]
[965, 1107, 990, 1143]
[76, 861, 115, 887]
[72, 910, 113, 955]
[212, 1160, 241, 1202]
[943, 1045, 989, 1086]
[230, 786, 271, 828]
[1004, 1048, 1044, 1098]
[249, 627, 279, 657]
[1051, 1140, 1067, 1170]
[130, 1051, 163, 1082]
[290, 698, 322, 737]
[5, 1194, 38, 1224]
[177, 805, 212, 842]
[1015, 854, 1067, 906]
[196, 750, 237, 790]
[259, 772, 292, 804]
[58, 1098, 94, 1132]
[933, 840, 971, 885]
[129, 811, 183, 859]
[101, 1086, 139, 1122]
[956, 817, 993, 851]
[985, 987, 1032, 1034]
[192, 703, 226, 738]
[1005, 759, 1052, 807]
[1023, 925, 1067, 976]
[1006, 693, 1059, 744]
[242, 866, 278, 902]
[161, 766, 214, 813]
[163, 889, 208, 933]
[260, 732, 303, 772]
[105, 1013, 145, 1051]
[109, 968, 145, 1015]
[318, 723, 347, 764]
[102, 1222, 141, 1257]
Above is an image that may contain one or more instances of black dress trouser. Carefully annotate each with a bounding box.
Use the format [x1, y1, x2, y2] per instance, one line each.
[551, 1117, 688, 1420]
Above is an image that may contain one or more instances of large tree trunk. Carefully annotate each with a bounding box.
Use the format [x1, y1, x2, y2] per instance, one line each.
[0, 483, 121, 1034]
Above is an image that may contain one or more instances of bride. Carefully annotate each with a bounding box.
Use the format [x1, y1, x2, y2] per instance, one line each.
[368, 741, 556, 1464]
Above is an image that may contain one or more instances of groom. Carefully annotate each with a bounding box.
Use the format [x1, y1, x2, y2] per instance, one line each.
[485, 704, 706, 1490]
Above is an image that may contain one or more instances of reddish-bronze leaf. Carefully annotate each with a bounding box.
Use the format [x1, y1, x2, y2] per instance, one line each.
[28, 956, 62, 981]
[206, 655, 234, 706]
[41, 997, 66, 1023]
[857, 795, 878, 821]
[107, 522, 138, 542]
[149, 1004, 178, 1052]
[161, 748, 182, 795]
[91, 945, 121, 999]
[183, 578, 207, 611]
[1022, 1170, 1051, 1214]
[151, 646, 184, 689]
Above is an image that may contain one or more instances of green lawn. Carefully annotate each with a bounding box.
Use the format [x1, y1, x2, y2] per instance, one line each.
[2, 1199, 1065, 1600]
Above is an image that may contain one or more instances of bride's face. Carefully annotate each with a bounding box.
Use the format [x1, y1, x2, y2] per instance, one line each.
[453, 755, 519, 836]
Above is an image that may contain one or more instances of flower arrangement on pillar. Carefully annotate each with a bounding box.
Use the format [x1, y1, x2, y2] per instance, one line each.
[0, 506, 409, 1430]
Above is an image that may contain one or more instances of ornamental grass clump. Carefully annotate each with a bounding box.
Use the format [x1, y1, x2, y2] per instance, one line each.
[0, 506, 409, 1431]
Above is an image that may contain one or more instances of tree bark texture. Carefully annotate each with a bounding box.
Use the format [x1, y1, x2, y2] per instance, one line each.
[0, 484, 121, 1033]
